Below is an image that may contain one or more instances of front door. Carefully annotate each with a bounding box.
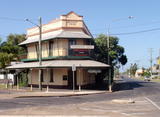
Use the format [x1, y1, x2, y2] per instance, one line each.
[68, 69, 77, 89]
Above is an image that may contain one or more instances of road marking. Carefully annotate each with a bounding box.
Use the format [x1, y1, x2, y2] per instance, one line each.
[79, 107, 109, 112]
[121, 112, 131, 116]
[131, 112, 146, 115]
[145, 97, 160, 111]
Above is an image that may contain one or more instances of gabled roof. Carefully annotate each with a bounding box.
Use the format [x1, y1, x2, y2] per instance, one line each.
[20, 11, 93, 45]
[19, 30, 92, 45]
[61, 11, 83, 17]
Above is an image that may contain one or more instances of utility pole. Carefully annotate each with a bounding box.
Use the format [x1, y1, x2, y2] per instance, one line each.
[106, 16, 133, 92]
[26, 17, 42, 91]
[149, 48, 153, 77]
[38, 17, 42, 91]
[159, 48, 160, 78]
[107, 30, 112, 92]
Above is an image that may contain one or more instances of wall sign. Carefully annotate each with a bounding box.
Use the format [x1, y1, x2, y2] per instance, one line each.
[67, 21, 77, 26]
[88, 69, 101, 73]
[70, 45, 94, 49]
[73, 49, 89, 56]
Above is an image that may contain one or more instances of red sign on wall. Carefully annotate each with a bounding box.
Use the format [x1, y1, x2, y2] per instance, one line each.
[73, 49, 89, 56]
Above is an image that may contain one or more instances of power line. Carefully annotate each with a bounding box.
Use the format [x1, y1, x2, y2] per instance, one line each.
[110, 20, 160, 30]
[91, 19, 160, 32]
[2, 16, 160, 37]
[92, 27, 160, 37]
[0, 16, 37, 22]
[110, 27, 160, 35]
[0, 17, 25, 22]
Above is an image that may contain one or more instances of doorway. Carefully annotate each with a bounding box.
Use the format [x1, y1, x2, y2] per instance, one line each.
[68, 69, 77, 89]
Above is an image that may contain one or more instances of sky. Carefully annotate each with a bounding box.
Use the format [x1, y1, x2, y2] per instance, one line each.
[0, 0, 160, 71]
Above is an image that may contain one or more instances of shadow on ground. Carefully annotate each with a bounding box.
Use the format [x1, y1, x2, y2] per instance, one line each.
[112, 80, 144, 92]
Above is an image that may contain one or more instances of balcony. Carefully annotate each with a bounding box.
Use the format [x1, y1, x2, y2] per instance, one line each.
[20, 45, 94, 62]
[21, 56, 91, 62]
[18, 54, 27, 60]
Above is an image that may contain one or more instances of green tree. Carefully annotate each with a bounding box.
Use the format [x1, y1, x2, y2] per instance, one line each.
[94, 34, 127, 66]
[130, 63, 138, 76]
[0, 53, 15, 68]
[142, 71, 151, 77]
[0, 34, 26, 68]
[0, 34, 27, 87]
[93, 34, 127, 87]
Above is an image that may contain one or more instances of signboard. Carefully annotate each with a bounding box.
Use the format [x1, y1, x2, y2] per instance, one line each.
[73, 49, 89, 56]
[88, 69, 101, 73]
[66, 21, 78, 27]
[69, 45, 94, 56]
[70, 45, 94, 49]
[72, 64, 76, 71]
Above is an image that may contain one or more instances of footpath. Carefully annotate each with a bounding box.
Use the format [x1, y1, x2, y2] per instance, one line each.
[0, 87, 107, 99]
[0, 78, 124, 99]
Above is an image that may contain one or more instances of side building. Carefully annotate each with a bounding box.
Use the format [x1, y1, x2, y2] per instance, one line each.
[7, 11, 109, 89]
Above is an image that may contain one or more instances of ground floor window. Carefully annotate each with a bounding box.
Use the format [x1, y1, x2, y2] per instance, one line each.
[50, 69, 54, 82]
[41, 70, 44, 82]
[63, 75, 68, 80]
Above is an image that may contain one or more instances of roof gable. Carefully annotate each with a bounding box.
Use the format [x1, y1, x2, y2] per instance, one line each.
[61, 11, 83, 21]
[62, 11, 83, 17]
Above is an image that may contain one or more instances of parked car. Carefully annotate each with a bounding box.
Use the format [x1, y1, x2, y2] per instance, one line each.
[144, 76, 151, 81]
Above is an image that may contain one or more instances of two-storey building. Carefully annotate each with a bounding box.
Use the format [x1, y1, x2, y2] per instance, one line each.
[7, 12, 109, 89]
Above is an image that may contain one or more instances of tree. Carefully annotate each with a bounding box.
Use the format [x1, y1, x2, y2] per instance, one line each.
[94, 34, 127, 66]
[0, 34, 27, 87]
[0, 53, 15, 68]
[93, 34, 127, 87]
[142, 71, 151, 77]
[0, 34, 26, 68]
[130, 63, 138, 76]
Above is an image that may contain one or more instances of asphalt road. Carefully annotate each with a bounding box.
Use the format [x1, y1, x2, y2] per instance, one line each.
[0, 76, 160, 116]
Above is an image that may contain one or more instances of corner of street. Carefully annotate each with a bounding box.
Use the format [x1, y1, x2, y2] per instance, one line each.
[0, 77, 160, 116]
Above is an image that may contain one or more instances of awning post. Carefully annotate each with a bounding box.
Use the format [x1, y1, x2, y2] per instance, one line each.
[5, 69, 8, 89]
[78, 64, 81, 92]
[17, 74, 19, 90]
[72, 64, 76, 92]
[39, 69, 42, 91]
[46, 68, 49, 92]
[30, 69, 33, 91]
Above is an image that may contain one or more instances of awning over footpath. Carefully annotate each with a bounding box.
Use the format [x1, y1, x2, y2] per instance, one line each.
[6, 60, 109, 69]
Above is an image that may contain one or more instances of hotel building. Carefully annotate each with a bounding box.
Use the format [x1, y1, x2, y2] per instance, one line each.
[7, 11, 109, 89]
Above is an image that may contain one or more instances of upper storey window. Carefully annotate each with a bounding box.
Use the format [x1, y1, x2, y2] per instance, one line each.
[69, 40, 76, 55]
[69, 40, 76, 47]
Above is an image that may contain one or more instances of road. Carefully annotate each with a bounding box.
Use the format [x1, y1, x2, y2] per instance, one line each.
[0, 77, 160, 116]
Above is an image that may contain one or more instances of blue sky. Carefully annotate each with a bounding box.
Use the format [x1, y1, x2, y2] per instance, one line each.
[0, 0, 160, 70]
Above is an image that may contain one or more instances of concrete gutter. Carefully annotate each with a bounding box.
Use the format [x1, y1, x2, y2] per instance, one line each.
[0, 90, 107, 99]
[15, 91, 107, 98]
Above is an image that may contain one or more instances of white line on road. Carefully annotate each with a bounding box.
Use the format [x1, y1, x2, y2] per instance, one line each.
[145, 97, 160, 111]
[121, 112, 131, 116]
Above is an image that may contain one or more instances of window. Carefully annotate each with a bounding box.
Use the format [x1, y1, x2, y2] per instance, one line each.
[86, 39, 91, 45]
[63, 75, 68, 80]
[41, 70, 44, 82]
[35, 44, 39, 58]
[69, 40, 76, 47]
[50, 69, 54, 82]
[49, 41, 53, 56]
[69, 40, 76, 55]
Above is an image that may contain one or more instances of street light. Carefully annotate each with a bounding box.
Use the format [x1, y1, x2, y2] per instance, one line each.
[107, 16, 134, 92]
[25, 17, 42, 91]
